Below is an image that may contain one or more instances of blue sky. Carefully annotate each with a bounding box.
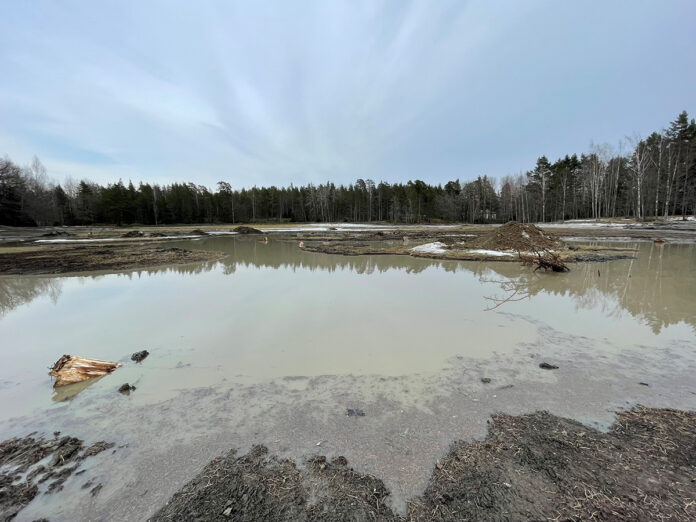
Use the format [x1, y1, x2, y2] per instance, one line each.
[1, 0, 694, 188]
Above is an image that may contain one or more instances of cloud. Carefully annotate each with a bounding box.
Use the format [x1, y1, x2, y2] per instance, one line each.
[1, 0, 694, 188]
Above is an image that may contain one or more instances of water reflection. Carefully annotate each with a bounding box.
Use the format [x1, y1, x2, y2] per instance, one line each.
[470, 242, 694, 333]
[0, 277, 62, 316]
[0, 238, 693, 333]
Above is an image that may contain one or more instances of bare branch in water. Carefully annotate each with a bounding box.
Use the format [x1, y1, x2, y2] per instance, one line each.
[480, 277, 531, 311]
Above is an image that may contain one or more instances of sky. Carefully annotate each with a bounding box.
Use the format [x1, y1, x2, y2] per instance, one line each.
[1, 0, 694, 189]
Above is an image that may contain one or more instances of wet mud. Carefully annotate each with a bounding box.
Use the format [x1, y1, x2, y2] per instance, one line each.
[0, 434, 114, 520]
[151, 407, 696, 521]
[0, 243, 224, 275]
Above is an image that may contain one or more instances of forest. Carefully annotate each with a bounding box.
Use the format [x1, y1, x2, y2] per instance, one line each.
[1, 111, 694, 227]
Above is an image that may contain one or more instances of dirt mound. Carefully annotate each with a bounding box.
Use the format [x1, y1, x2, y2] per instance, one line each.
[151, 407, 696, 521]
[234, 226, 263, 234]
[467, 221, 565, 252]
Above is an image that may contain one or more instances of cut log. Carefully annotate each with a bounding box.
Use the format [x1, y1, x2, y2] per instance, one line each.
[49, 355, 122, 387]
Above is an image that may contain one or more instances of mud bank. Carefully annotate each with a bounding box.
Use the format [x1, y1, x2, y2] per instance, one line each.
[151, 407, 695, 521]
[0, 434, 114, 520]
[0, 243, 224, 275]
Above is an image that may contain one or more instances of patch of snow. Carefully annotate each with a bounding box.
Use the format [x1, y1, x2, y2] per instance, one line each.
[207, 231, 239, 235]
[539, 220, 628, 229]
[257, 223, 461, 233]
[466, 249, 514, 257]
[410, 242, 448, 254]
[35, 235, 203, 243]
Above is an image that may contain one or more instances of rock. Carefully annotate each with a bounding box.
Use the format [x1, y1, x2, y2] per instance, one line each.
[539, 362, 559, 370]
[190, 229, 209, 235]
[346, 408, 365, 417]
[481, 377, 492, 384]
[131, 350, 149, 362]
[233, 226, 263, 234]
[121, 230, 144, 238]
[118, 383, 135, 394]
[222, 507, 232, 517]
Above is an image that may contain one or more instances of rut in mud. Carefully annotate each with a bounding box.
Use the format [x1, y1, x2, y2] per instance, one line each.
[151, 407, 696, 521]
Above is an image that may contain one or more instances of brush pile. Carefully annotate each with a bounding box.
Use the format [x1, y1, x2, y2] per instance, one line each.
[464, 221, 569, 271]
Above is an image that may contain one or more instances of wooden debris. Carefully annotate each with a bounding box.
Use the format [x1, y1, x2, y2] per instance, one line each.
[49, 355, 122, 387]
[519, 249, 569, 272]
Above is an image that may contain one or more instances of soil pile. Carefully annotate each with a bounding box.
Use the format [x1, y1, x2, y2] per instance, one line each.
[234, 226, 263, 234]
[465, 221, 565, 252]
[151, 407, 696, 521]
[0, 434, 114, 519]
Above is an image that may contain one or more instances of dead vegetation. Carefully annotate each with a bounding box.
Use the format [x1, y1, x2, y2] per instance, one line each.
[519, 250, 569, 272]
[150, 407, 696, 521]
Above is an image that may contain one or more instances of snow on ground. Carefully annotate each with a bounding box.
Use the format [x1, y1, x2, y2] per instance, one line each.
[258, 223, 461, 233]
[465, 249, 514, 257]
[538, 220, 629, 229]
[35, 235, 203, 243]
[410, 242, 448, 254]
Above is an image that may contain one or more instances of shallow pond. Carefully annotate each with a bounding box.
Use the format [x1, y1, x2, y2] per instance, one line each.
[1, 238, 695, 520]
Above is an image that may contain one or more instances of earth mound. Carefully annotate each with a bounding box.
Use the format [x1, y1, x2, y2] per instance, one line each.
[467, 221, 565, 252]
[233, 226, 263, 234]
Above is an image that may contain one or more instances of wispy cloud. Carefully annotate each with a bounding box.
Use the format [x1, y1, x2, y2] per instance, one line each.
[1, 0, 694, 187]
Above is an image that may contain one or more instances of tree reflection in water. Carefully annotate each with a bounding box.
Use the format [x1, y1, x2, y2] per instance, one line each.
[0, 238, 693, 333]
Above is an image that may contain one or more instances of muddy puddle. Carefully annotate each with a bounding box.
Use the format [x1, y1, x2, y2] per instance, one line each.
[0, 238, 695, 520]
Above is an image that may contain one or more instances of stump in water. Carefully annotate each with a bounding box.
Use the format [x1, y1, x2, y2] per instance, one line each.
[49, 355, 122, 387]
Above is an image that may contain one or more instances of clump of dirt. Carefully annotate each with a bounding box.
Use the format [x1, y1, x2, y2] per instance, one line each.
[234, 226, 263, 234]
[151, 407, 696, 521]
[408, 407, 696, 521]
[131, 350, 149, 362]
[0, 434, 114, 519]
[150, 446, 393, 522]
[464, 221, 565, 252]
[121, 230, 144, 238]
[118, 383, 136, 394]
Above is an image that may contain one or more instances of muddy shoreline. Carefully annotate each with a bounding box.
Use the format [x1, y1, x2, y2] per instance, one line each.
[4, 407, 693, 521]
[0, 242, 225, 275]
[148, 406, 695, 521]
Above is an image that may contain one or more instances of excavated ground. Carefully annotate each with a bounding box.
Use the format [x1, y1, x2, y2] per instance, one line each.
[151, 407, 696, 522]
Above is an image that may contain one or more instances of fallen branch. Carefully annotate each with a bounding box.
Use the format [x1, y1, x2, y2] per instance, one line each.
[519, 249, 569, 272]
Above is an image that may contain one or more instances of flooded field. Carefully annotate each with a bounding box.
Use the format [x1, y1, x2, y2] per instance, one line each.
[1, 237, 695, 520]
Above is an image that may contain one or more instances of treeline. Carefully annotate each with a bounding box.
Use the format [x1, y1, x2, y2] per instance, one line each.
[1, 111, 694, 227]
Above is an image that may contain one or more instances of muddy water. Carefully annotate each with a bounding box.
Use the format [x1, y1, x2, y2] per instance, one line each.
[1, 238, 695, 520]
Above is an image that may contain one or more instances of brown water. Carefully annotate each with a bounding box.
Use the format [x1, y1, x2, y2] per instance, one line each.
[1, 238, 695, 520]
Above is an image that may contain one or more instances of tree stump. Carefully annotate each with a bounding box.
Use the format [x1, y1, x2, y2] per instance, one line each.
[49, 355, 122, 387]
